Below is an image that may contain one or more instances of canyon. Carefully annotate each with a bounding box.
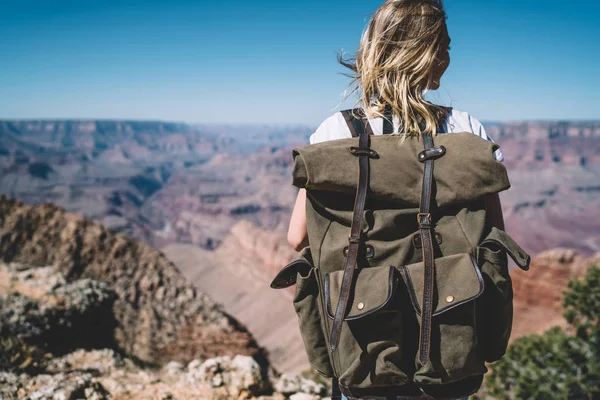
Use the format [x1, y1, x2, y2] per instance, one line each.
[0, 118, 598, 376]
[0, 119, 598, 255]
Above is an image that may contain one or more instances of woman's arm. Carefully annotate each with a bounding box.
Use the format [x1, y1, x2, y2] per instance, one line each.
[486, 192, 505, 231]
[287, 188, 310, 251]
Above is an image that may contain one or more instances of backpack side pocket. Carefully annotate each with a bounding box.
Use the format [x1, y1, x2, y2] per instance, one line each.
[271, 247, 334, 378]
[294, 264, 334, 377]
[476, 244, 513, 363]
[475, 227, 530, 363]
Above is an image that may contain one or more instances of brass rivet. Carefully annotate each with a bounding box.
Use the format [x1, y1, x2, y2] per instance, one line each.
[446, 296, 454, 303]
[357, 302, 365, 310]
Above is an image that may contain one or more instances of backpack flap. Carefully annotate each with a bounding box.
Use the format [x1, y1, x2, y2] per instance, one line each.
[399, 253, 485, 316]
[292, 132, 510, 207]
[478, 227, 531, 271]
[325, 265, 398, 320]
[270, 246, 314, 289]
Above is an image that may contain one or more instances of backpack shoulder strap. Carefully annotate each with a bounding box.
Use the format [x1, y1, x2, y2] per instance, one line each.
[341, 109, 375, 138]
[329, 109, 377, 352]
[341, 107, 394, 136]
[416, 132, 447, 365]
[383, 105, 394, 135]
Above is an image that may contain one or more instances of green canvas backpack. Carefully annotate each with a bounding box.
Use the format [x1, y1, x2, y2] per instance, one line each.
[270, 109, 531, 399]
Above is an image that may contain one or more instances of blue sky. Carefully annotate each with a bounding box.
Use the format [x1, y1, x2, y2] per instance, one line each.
[1, 0, 599, 125]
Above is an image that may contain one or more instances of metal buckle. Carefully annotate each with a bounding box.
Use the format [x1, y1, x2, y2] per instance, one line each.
[417, 213, 431, 225]
[348, 236, 361, 244]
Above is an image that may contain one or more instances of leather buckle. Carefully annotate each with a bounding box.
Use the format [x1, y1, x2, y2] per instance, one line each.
[418, 145, 446, 162]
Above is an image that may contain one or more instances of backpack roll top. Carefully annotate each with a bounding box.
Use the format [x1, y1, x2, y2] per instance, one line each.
[270, 246, 334, 378]
[475, 227, 530, 363]
[398, 253, 487, 385]
[292, 132, 510, 207]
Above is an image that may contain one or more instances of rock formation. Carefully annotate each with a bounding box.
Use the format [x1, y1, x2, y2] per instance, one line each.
[510, 248, 600, 339]
[162, 220, 308, 373]
[487, 121, 600, 256]
[0, 198, 328, 398]
[0, 195, 265, 366]
[1, 348, 327, 400]
[146, 146, 298, 250]
[0, 120, 310, 249]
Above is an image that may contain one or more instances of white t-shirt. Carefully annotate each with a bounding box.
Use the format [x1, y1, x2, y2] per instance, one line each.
[309, 109, 504, 163]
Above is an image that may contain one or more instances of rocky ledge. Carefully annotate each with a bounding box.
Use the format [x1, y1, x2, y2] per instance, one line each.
[0, 261, 327, 400]
[1, 350, 328, 400]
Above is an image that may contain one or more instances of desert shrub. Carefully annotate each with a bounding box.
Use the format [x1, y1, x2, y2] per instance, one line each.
[477, 265, 600, 400]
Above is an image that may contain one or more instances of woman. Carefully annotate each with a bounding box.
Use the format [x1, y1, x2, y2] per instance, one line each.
[289, 0, 504, 250]
[287, 0, 505, 398]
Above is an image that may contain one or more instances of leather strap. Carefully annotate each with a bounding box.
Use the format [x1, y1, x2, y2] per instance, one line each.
[342, 108, 392, 137]
[383, 105, 394, 135]
[342, 108, 375, 137]
[330, 110, 373, 351]
[417, 132, 436, 365]
[331, 376, 342, 400]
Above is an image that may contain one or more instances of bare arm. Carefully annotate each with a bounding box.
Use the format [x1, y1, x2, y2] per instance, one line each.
[287, 188, 310, 251]
[486, 192, 505, 231]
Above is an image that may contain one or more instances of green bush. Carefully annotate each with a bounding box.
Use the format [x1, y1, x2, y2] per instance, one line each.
[478, 265, 600, 400]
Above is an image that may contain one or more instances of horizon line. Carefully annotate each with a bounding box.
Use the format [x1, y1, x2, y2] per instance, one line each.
[1, 117, 599, 127]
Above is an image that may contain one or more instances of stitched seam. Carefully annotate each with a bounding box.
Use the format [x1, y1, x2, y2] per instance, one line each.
[455, 213, 477, 248]
[400, 265, 422, 315]
[314, 219, 338, 375]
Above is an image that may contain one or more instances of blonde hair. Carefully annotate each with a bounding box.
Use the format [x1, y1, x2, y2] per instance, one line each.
[339, 0, 450, 137]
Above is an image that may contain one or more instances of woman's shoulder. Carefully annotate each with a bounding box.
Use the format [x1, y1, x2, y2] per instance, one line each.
[444, 109, 504, 162]
[443, 109, 484, 134]
[309, 108, 504, 163]
[309, 112, 353, 145]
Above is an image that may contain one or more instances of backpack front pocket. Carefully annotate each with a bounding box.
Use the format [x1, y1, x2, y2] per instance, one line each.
[399, 253, 487, 385]
[324, 265, 410, 388]
[270, 247, 334, 377]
